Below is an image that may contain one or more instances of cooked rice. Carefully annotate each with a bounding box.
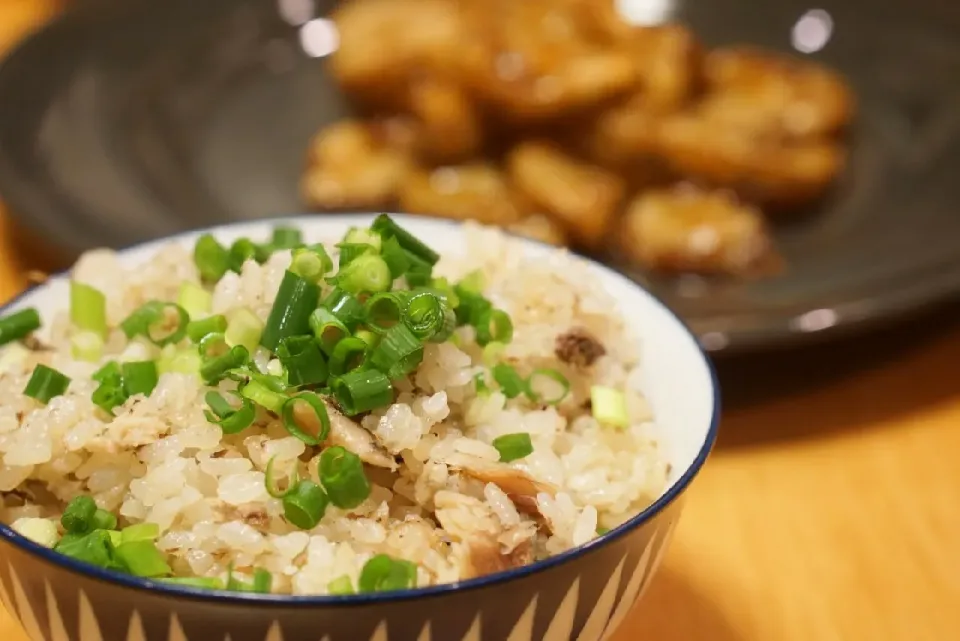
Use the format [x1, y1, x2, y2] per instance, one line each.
[0, 223, 667, 593]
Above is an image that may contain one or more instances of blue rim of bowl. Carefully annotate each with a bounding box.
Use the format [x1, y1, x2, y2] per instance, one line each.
[0, 213, 721, 605]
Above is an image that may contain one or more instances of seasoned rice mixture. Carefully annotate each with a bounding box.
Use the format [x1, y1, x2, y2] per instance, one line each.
[0, 217, 666, 594]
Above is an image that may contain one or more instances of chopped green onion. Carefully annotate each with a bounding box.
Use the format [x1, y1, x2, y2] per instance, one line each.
[454, 291, 492, 327]
[23, 365, 71, 404]
[91, 362, 127, 414]
[281, 393, 330, 445]
[114, 540, 172, 578]
[428, 277, 460, 309]
[291, 247, 327, 282]
[108, 531, 123, 547]
[272, 226, 303, 249]
[310, 307, 349, 356]
[195, 234, 231, 282]
[240, 379, 288, 414]
[337, 243, 377, 268]
[200, 345, 249, 385]
[475, 308, 514, 346]
[328, 337, 368, 376]
[358, 554, 418, 593]
[404, 260, 433, 288]
[177, 282, 212, 320]
[204, 391, 256, 434]
[61, 496, 97, 534]
[199, 332, 229, 359]
[343, 226, 382, 251]
[277, 335, 328, 386]
[0, 308, 41, 346]
[70, 281, 107, 337]
[492, 364, 527, 399]
[492, 433, 534, 462]
[121, 361, 159, 398]
[365, 292, 408, 333]
[319, 446, 371, 509]
[525, 369, 570, 405]
[161, 577, 225, 590]
[265, 456, 300, 499]
[54, 530, 115, 568]
[481, 341, 506, 367]
[325, 289, 366, 331]
[327, 575, 355, 595]
[457, 270, 485, 295]
[71, 331, 104, 362]
[335, 254, 391, 295]
[229, 238, 259, 272]
[120, 301, 189, 347]
[402, 291, 447, 340]
[474, 372, 490, 396]
[596, 526, 611, 536]
[369, 324, 423, 380]
[354, 329, 379, 348]
[260, 270, 321, 352]
[590, 386, 629, 429]
[331, 369, 393, 416]
[253, 568, 273, 593]
[282, 480, 329, 530]
[371, 214, 439, 266]
[121, 523, 160, 543]
[380, 236, 410, 279]
[186, 314, 228, 344]
[225, 308, 264, 354]
[92, 509, 117, 531]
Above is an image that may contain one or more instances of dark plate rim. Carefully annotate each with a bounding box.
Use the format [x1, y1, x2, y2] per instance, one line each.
[0, 213, 721, 605]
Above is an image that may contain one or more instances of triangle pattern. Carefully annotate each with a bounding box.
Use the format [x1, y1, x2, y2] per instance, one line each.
[636, 521, 676, 603]
[369, 621, 389, 641]
[460, 615, 481, 641]
[265, 622, 284, 641]
[576, 556, 625, 641]
[416, 622, 432, 641]
[599, 528, 659, 641]
[0, 563, 14, 615]
[168, 614, 188, 641]
[78, 591, 104, 641]
[542, 577, 580, 640]
[45, 581, 69, 641]
[9, 564, 46, 641]
[505, 595, 538, 641]
[126, 611, 147, 641]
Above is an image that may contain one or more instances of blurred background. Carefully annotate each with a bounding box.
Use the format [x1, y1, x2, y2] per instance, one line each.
[0, 1, 959, 640]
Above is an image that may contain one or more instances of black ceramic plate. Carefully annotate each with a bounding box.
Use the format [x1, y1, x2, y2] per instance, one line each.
[2, 0, 960, 354]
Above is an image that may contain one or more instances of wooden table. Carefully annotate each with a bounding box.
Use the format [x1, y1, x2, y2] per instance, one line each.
[1, 4, 959, 641]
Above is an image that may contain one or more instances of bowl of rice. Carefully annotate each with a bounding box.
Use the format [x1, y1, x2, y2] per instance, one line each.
[0, 214, 717, 641]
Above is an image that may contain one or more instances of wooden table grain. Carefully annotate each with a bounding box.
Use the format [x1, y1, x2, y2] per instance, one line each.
[1, 3, 959, 641]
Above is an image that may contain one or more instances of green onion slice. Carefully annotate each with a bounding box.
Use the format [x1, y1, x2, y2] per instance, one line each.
[590, 386, 629, 429]
[402, 291, 447, 340]
[265, 456, 301, 499]
[318, 446, 371, 509]
[328, 337, 368, 377]
[358, 554, 418, 593]
[380, 236, 410, 279]
[310, 307, 349, 356]
[343, 226, 382, 251]
[335, 254, 391, 295]
[276, 335, 328, 387]
[371, 214, 439, 266]
[121, 361, 159, 398]
[492, 432, 534, 462]
[61, 495, 97, 534]
[121, 523, 160, 543]
[70, 281, 107, 337]
[474, 308, 514, 346]
[23, 364, 71, 404]
[120, 301, 189, 347]
[281, 393, 330, 445]
[114, 540, 172, 578]
[369, 324, 423, 380]
[240, 379, 288, 414]
[337, 242, 377, 268]
[160, 577, 225, 590]
[260, 270, 321, 352]
[203, 391, 256, 434]
[324, 289, 366, 332]
[177, 282, 212, 320]
[331, 369, 393, 416]
[327, 575, 355, 595]
[282, 479, 329, 530]
[229, 238, 259, 272]
[186, 314, 228, 344]
[200, 345, 249, 385]
[525, 368, 570, 405]
[194, 234, 230, 282]
[0, 308, 41, 347]
[225, 309, 264, 354]
[365, 292, 408, 333]
[271, 226, 303, 249]
[492, 364, 527, 399]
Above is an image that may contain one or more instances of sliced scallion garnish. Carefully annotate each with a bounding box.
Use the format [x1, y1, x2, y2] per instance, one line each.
[365, 292, 408, 333]
[61, 496, 97, 534]
[0, 308, 41, 346]
[203, 391, 256, 434]
[370, 214, 439, 266]
[120, 301, 189, 347]
[260, 270, 321, 352]
[200, 345, 249, 385]
[186, 314, 228, 344]
[23, 364, 71, 404]
[331, 369, 393, 416]
[70, 281, 107, 337]
[176, 282, 211, 320]
[194, 234, 230, 282]
[369, 324, 423, 380]
[309, 307, 349, 356]
[121, 360, 159, 398]
[358, 554, 418, 593]
[590, 386, 629, 429]
[114, 540, 172, 578]
[327, 575, 355, 595]
[281, 393, 330, 445]
[328, 336, 368, 376]
[492, 363, 526, 399]
[70, 331, 104, 362]
[380, 236, 410, 279]
[265, 455, 300, 499]
[402, 291, 447, 340]
[318, 446, 371, 509]
[492, 433, 534, 463]
[474, 308, 514, 346]
[277, 335, 328, 386]
[335, 253, 392, 295]
[525, 368, 570, 405]
[225, 308, 264, 354]
[271, 226, 303, 249]
[282, 480, 329, 530]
